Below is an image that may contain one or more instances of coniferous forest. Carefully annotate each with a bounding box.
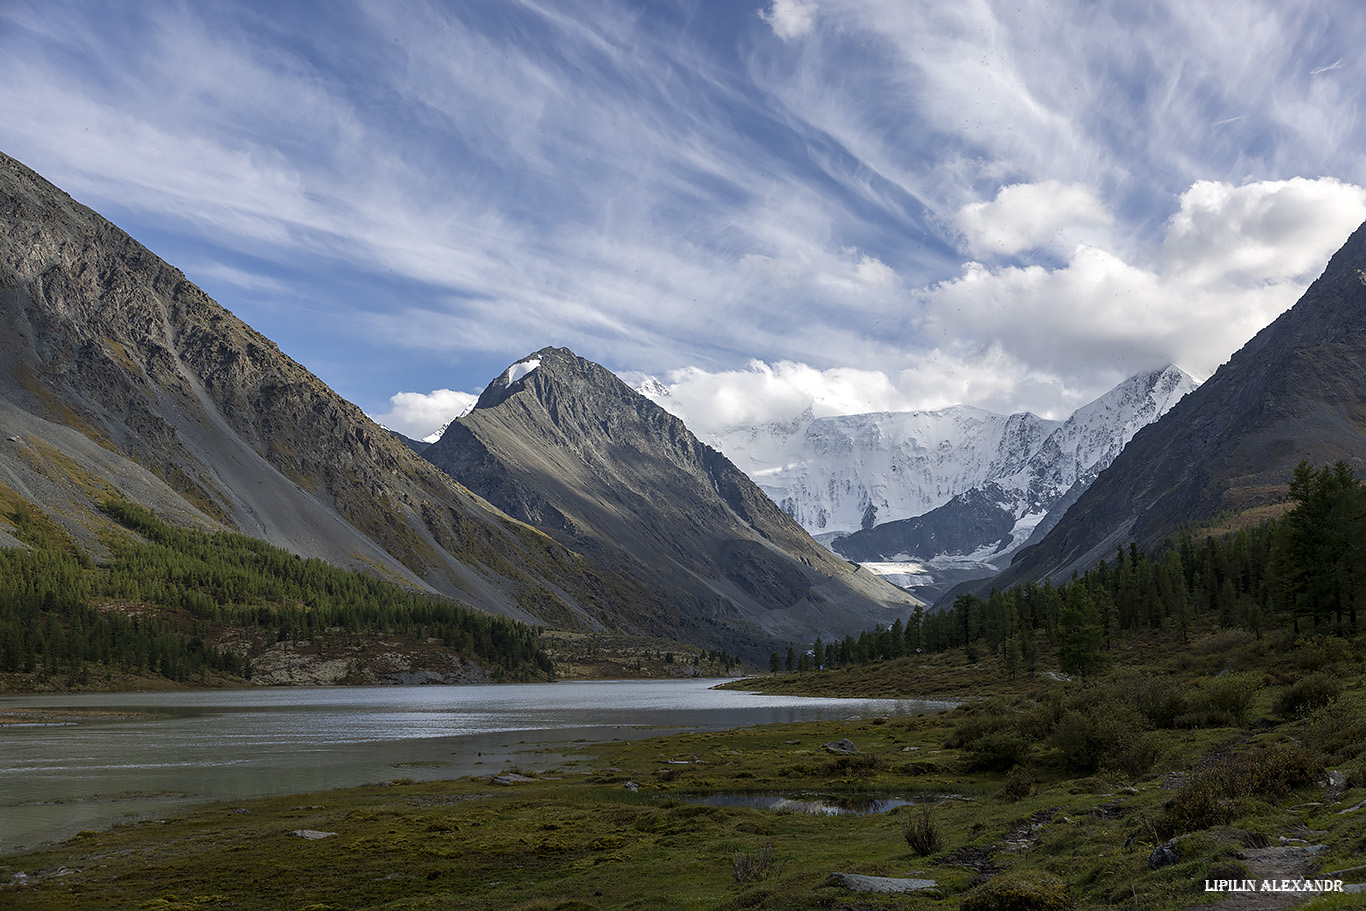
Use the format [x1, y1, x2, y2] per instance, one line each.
[0, 499, 553, 685]
[782, 461, 1365, 674]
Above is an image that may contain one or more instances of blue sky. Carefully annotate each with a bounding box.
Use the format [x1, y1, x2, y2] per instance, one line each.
[4, 0, 1366, 439]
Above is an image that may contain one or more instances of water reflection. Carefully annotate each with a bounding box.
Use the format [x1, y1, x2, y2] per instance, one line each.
[685, 793, 920, 816]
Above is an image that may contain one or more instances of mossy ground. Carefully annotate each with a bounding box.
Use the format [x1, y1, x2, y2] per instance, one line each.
[4, 630, 1365, 910]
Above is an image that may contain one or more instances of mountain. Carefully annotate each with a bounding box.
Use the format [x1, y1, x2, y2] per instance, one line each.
[421, 348, 920, 650]
[0, 150, 719, 639]
[997, 219, 1366, 587]
[705, 407, 1060, 535]
[675, 367, 1194, 599]
[831, 366, 1195, 565]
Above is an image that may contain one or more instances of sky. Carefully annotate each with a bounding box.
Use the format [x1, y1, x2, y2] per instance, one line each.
[4, 0, 1366, 440]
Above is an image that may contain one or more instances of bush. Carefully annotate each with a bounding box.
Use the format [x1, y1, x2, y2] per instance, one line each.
[1121, 672, 1190, 728]
[1298, 703, 1366, 763]
[732, 840, 787, 883]
[1000, 765, 1034, 802]
[1273, 672, 1342, 719]
[900, 805, 943, 856]
[1179, 672, 1261, 727]
[1050, 694, 1156, 776]
[1156, 743, 1325, 838]
[824, 752, 880, 776]
[959, 870, 1074, 911]
[948, 702, 1034, 771]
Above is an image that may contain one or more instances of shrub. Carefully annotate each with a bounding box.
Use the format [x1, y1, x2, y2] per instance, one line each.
[1190, 629, 1255, 655]
[900, 805, 943, 856]
[1121, 672, 1189, 728]
[1298, 703, 1366, 763]
[959, 870, 1074, 911]
[1273, 671, 1342, 719]
[732, 840, 787, 883]
[948, 702, 1034, 771]
[1051, 695, 1156, 775]
[1179, 672, 1261, 727]
[824, 752, 880, 776]
[1000, 765, 1034, 802]
[1156, 742, 1326, 838]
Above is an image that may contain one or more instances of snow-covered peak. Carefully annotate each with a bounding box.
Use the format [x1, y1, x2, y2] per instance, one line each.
[708, 404, 1059, 535]
[634, 376, 671, 400]
[710, 367, 1197, 541]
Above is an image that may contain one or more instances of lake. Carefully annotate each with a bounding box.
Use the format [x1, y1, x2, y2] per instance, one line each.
[0, 679, 951, 854]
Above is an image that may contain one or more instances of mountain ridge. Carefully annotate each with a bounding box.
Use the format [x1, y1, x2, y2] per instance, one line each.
[990, 218, 1366, 590]
[422, 347, 921, 650]
[0, 151, 722, 638]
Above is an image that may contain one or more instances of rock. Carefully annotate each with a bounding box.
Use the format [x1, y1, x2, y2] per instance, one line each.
[491, 773, 537, 785]
[823, 872, 936, 894]
[824, 739, 858, 754]
[624, 781, 639, 792]
[1148, 838, 1181, 870]
[289, 829, 337, 840]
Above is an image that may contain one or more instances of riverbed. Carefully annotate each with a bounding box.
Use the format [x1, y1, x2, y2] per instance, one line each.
[0, 679, 951, 854]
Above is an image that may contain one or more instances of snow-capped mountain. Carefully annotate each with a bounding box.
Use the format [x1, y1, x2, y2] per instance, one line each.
[642, 366, 1197, 599]
[707, 407, 1060, 535]
[831, 366, 1197, 569]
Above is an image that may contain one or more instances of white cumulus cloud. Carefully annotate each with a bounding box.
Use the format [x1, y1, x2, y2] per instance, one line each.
[925, 176, 1366, 389]
[369, 389, 479, 440]
[955, 181, 1113, 259]
[1162, 177, 1366, 284]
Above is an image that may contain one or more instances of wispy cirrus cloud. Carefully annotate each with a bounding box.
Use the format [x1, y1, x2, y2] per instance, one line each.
[2, 0, 1364, 439]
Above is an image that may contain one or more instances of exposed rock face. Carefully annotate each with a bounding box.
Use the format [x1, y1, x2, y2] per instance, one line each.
[1001, 219, 1366, 585]
[0, 150, 678, 632]
[422, 348, 919, 650]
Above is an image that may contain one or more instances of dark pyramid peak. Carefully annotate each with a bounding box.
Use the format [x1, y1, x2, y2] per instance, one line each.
[472, 346, 582, 411]
[424, 346, 918, 649]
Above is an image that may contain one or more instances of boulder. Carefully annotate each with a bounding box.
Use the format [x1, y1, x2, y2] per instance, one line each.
[1148, 838, 1181, 870]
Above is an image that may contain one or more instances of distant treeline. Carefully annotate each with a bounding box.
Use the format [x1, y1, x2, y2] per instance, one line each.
[0, 500, 553, 685]
[780, 460, 1364, 674]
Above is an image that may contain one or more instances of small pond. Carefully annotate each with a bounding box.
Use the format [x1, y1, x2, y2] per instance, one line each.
[684, 793, 923, 816]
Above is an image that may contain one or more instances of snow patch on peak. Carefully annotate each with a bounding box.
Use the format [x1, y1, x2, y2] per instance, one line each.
[634, 376, 671, 400]
[505, 359, 541, 386]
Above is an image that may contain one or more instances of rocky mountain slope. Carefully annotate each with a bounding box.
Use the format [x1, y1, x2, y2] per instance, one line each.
[996, 218, 1366, 588]
[0, 151, 723, 639]
[422, 348, 919, 648]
